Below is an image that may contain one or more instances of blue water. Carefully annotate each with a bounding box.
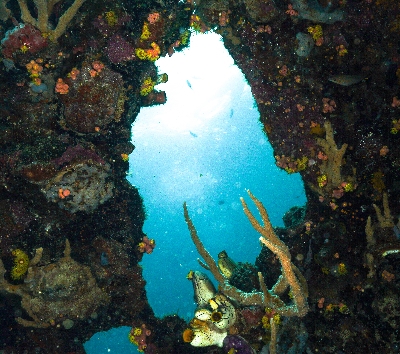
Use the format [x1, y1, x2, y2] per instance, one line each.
[85, 32, 306, 352]
[84, 326, 139, 353]
[128, 32, 306, 319]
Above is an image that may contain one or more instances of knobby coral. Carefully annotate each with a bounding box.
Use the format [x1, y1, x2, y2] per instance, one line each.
[0, 240, 110, 328]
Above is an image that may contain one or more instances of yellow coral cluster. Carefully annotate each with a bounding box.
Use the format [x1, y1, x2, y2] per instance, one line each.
[11, 249, 29, 280]
[140, 77, 156, 96]
[190, 15, 203, 32]
[262, 308, 281, 330]
[294, 156, 308, 172]
[180, 30, 190, 45]
[26, 58, 43, 86]
[336, 44, 348, 56]
[307, 25, 323, 41]
[135, 42, 160, 61]
[121, 153, 129, 162]
[325, 303, 349, 314]
[105, 11, 118, 27]
[391, 119, 400, 134]
[275, 155, 308, 174]
[128, 327, 142, 345]
[337, 262, 348, 275]
[317, 174, 327, 187]
[140, 22, 151, 40]
[342, 182, 354, 192]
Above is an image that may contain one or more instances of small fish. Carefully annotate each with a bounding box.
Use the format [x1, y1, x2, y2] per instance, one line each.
[186, 80, 192, 89]
[189, 131, 197, 137]
[328, 74, 364, 86]
[229, 109, 234, 118]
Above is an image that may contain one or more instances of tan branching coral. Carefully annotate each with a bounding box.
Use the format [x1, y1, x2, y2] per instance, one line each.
[0, 240, 109, 328]
[365, 192, 399, 277]
[16, 0, 86, 40]
[372, 192, 394, 229]
[184, 190, 308, 353]
[240, 190, 309, 317]
[0, 0, 10, 21]
[316, 121, 348, 189]
[366, 192, 395, 249]
[313, 121, 356, 198]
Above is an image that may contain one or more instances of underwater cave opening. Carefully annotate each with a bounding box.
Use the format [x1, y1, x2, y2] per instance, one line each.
[85, 31, 306, 353]
[127, 31, 307, 320]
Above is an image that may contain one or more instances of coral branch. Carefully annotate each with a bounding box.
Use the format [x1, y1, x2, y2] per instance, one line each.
[30, 247, 43, 266]
[0, 0, 10, 21]
[372, 192, 394, 228]
[240, 190, 290, 257]
[364, 192, 399, 278]
[183, 202, 225, 284]
[17, 0, 85, 40]
[184, 191, 308, 317]
[316, 121, 348, 190]
[184, 192, 309, 353]
[240, 189, 308, 317]
[270, 316, 278, 354]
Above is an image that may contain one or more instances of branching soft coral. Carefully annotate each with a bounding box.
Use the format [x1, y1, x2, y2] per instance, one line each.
[17, 0, 86, 40]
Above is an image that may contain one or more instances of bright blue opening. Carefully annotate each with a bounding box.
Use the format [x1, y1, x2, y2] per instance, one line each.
[84, 326, 139, 353]
[128, 32, 306, 319]
[85, 32, 306, 353]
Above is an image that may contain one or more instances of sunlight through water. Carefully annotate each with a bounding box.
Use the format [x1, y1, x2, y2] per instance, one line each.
[127, 32, 307, 320]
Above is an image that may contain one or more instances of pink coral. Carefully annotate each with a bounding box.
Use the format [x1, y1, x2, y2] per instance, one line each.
[92, 61, 105, 73]
[147, 12, 160, 24]
[256, 25, 272, 34]
[219, 11, 229, 27]
[286, 4, 298, 16]
[55, 78, 69, 94]
[279, 65, 288, 77]
[322, 97, 336, 113]
[315, 37, 324, 46]
[331, 188, 344, 199]
[1, 23, 47, 58]
[391, 96, 400, 108]
[379, 146, 389, 156]
[317, 151, 328, 160]
[138, 236, 155, 254]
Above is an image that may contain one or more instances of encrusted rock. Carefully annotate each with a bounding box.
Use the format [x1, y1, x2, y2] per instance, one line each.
[41, 160, 114, 213]
[60, 62, 127, 133]
[0, 240, 110, 328]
